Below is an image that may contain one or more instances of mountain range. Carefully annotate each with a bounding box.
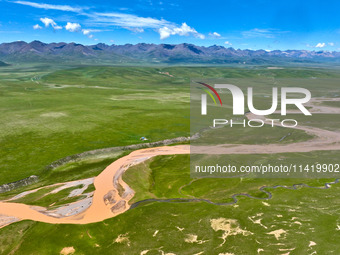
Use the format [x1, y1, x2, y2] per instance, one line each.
[1, 41, 340, 65]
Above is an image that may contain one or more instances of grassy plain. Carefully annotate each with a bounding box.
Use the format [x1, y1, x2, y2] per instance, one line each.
[0, 173, 339, 254]
[2, 65, 333, 184]
[2, 65, 340, 185]
[1, 64, 340, 254]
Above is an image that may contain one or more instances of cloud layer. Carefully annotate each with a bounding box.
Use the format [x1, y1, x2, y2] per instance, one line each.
[158, 23, 205, 40]
[316, 42, 325, 48]
[65, 22, 81, 32]
[33, 24, 42, 29]
[209, 32, 221, 38]
[13, 0, 84, 12]
[13, 0, 205, 40]
[40, 17, 62, 30]
[242, 28, 288, 38]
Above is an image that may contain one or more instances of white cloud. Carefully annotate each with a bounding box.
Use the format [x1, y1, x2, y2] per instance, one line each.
[87, 12, 204, 39]
[197, 34, 205, 39]
[126, 27, 144, 33]
[209, 32, 221, 38]
[90, 12, 169, 28]
[33, 24, 42, 30]
[14, 1, 204, 40]
[158, 23, 204, 40]
[307, 42, 334, 48]
[82, 29, 90, 35]
[82, 29, 107, 33]
[158, 27, 171, 39]
[82, 28, 110, 38]
[40, 17, 56, 27]
[82, 29, 94, 38]
[39, 17, 62, 30]
[316, 42, 326, 48]
[13, 1, 84, 12]
[225, 41, 232, 46]
[242, 28, 288, 38]
[65, 22, 81, 32]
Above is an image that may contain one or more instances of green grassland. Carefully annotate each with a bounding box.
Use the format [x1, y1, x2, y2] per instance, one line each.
[0, 154, 339, 254]
[196, 124, 313, 145]
[2, 65, 335, 184]
[269, 113, 340, 131]
[0, 66, 189, 184]
[1, 64, 340, 254]
[123, 153, 340, 203]
[321, 100, 340, 108]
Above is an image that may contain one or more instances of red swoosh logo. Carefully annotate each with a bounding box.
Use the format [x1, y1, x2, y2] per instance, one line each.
[197, 82, 223, 106]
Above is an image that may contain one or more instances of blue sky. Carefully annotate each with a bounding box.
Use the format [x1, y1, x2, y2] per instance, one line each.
[0, 0, 340, 50]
